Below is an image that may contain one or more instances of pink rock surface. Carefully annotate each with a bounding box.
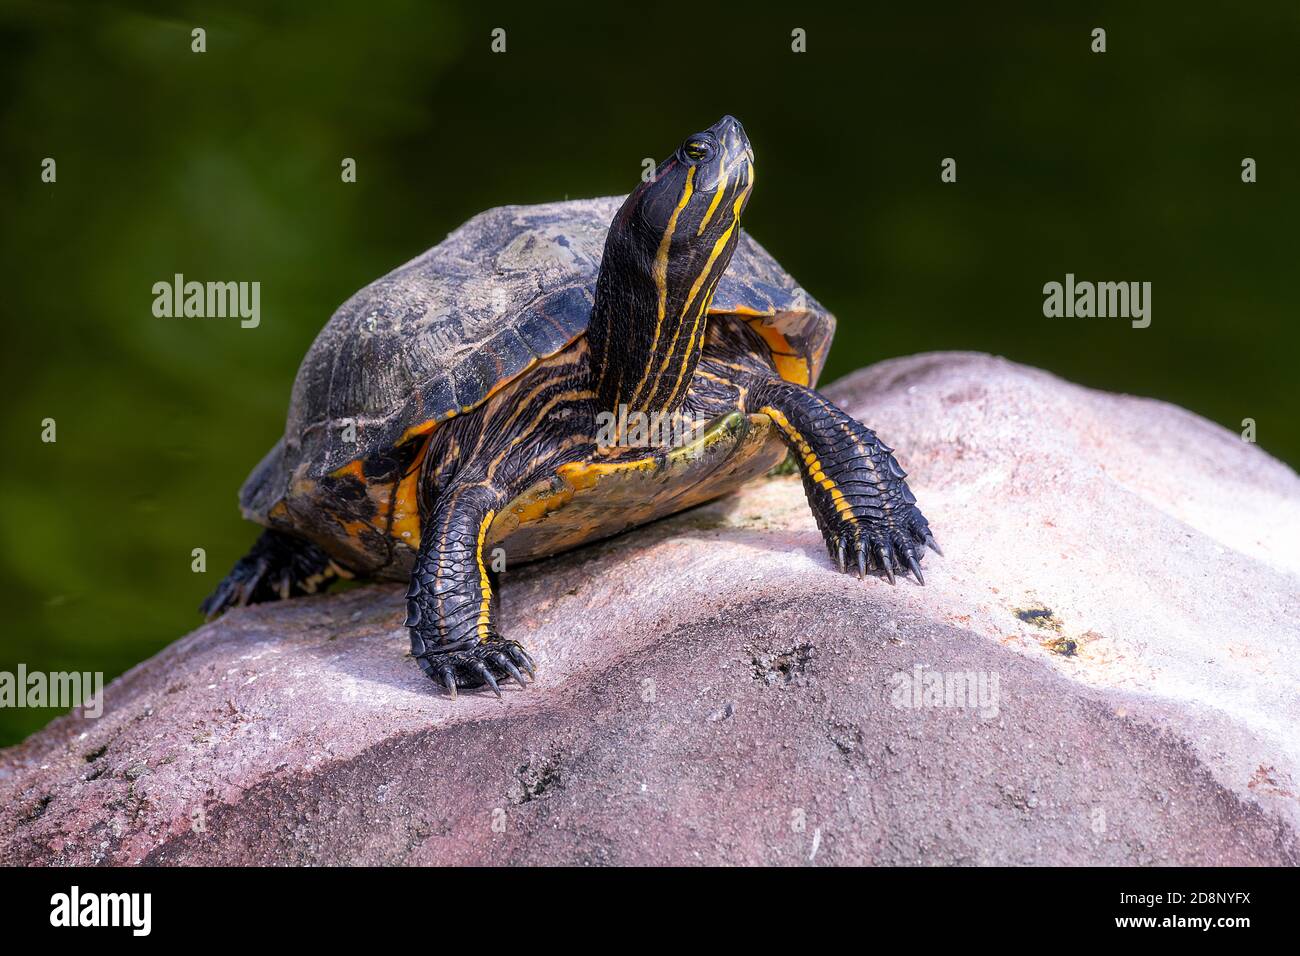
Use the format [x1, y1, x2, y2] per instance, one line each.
[2, 352, 1297, 865]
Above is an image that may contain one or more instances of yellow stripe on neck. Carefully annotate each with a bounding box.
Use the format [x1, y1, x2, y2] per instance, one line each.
[627, 166, 696, 410]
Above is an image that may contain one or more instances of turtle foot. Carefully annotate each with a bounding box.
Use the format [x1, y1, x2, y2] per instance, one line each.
[823, 504, 936, 586]
[414, 636, 535, 698]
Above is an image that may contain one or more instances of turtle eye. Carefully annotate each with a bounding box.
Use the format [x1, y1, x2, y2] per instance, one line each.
[683, 140, 711, 162]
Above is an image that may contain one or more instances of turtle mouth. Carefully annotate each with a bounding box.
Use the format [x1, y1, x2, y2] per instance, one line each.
[710, 115, 754, 188]
[701, 147, 752, 197]
[725, 149, 754, 181]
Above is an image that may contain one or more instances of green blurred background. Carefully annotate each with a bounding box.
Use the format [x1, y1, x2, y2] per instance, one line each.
[1, 1, 1296, 744]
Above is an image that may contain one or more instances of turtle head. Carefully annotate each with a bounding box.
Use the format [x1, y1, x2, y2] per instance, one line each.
[590, 116, 755, 417]
[622, 115, 754, 262]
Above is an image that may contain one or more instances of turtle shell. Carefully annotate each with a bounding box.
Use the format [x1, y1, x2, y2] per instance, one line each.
[239, 196, 835, 543]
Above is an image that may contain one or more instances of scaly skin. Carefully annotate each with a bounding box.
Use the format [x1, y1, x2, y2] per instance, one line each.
[403, 342, 595, 696]
[690, 319, 938, 585]
[404, 483, 535, 696]
[745, 378, 938, 583]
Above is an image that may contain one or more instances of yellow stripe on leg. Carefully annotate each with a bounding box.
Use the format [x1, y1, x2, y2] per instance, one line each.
[475, 509, 496, 642]
[759, 406, 858, 526]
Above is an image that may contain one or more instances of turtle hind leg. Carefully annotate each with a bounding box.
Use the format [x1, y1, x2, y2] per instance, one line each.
[200, 528, 348, 620]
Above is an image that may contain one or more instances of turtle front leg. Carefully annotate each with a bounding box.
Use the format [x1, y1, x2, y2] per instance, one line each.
[405, 482, 535, 697]
[745, 378, 938, 584]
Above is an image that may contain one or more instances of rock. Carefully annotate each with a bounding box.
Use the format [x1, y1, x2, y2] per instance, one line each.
[2, 352, 1297, 866]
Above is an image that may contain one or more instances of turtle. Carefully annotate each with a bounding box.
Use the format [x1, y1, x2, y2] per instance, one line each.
[202, 115, 938, 696]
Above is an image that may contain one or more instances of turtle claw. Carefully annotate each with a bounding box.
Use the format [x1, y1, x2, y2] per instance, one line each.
[507, 643, 536, 677]
[504, 661, 530, 688]
[814, 501, 935, 588]
[492, 652, 529, 688]
[877, 546, 897, 586]
[924, 533, 943, 557]
[201, 530, 342, 619]
[475, 663, 502, 699]
[416, 636, 535, 698]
